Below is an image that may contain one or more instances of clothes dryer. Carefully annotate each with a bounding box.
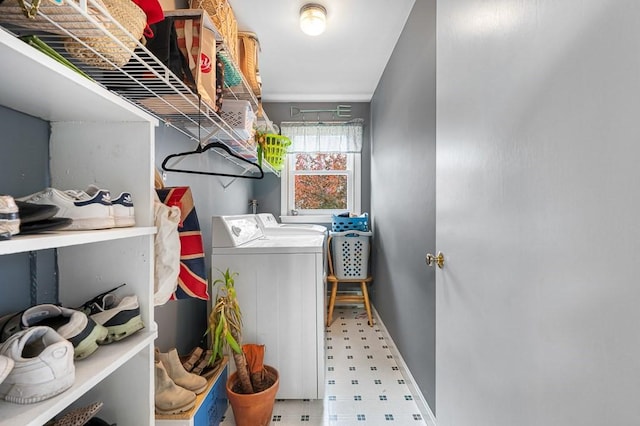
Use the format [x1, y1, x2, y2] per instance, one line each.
[211, 214, 325, 399]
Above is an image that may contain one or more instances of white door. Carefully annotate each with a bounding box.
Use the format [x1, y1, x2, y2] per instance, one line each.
[436, 1, 640, 425]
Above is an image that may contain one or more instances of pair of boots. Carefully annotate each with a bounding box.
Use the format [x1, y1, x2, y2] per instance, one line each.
[154, 348, 208, 415]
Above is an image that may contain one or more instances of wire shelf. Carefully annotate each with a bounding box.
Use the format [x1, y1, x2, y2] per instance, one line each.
[0, 1, 276, 175]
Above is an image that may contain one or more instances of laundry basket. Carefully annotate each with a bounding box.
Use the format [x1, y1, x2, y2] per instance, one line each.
[330, 230, 372, 280]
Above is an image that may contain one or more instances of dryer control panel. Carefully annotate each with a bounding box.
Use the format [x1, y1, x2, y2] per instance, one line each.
[212, 215, 264, 247]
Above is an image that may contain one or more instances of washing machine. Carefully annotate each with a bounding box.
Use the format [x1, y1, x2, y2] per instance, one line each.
[211, 214, 326, 399]
[255, 212, 328, 235]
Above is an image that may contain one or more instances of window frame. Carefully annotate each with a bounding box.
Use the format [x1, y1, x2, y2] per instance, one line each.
[280, 152, 361, 223]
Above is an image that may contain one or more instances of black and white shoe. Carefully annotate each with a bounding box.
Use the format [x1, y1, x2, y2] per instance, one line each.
[78, 285, 144, 343]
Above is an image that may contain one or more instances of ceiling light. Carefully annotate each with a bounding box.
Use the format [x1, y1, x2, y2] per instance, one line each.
[300, 4, 327, 36]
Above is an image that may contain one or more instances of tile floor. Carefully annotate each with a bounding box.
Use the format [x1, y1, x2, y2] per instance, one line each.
[221, 306, 434, 425]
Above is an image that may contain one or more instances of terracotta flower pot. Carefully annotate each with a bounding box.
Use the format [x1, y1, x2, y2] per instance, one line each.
[226, 365, 279, 426]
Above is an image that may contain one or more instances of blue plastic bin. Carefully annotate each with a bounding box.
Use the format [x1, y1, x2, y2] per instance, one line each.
[331, 213, 369, 232]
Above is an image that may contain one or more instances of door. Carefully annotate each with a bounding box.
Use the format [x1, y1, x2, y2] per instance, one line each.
[436, 1, 640, 425]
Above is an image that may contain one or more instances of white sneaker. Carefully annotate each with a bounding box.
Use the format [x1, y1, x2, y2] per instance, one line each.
[0, 326, 75, 404]
[111, 192, 135, 227]
[0, 355, 13, 386]
[0, 195, 20, 237]
[18, 188, 115, 230]
[86, 185, 135, 228]
[21, 304, 108, 360]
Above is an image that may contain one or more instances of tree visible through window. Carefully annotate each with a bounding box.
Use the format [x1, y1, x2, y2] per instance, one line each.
[294, 153, 348, 210]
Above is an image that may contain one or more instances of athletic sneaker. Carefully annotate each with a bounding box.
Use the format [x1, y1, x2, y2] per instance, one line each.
[23, 305, 109, 359]
[0, 355, 13, 386]
[79, 290, 144, 344]
[0, 195, 20, 238]
[0, 326, 75, 404]
[86, 185, 134, 228]
[18, 188, 114, 230]
[0, 305, 108, 360]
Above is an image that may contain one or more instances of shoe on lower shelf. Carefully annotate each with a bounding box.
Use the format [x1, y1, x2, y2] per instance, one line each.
[181, 346, 203, 372]
[154, 360, 196, 415]
[0, 355, 14, 387]
[78, 286, 144, 343]
[18, 187, 115, 231]
[47, 401, 104, 426]
[0, 326, 75, 404]
[156, 348, 207, 394]
[21, 304, 108, 360]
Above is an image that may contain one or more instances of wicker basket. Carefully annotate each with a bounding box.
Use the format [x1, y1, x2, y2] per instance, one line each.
[238, 31, 261, 98]
[0, 0, 146, 70]
[190, 0, 238, 62]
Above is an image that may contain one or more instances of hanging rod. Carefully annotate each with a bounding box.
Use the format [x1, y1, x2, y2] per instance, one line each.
[281, 118, 364, 126]
[290, 105, 352, 118]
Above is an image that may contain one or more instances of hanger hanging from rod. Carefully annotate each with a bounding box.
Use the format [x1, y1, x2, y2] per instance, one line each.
[161, 141, 264, 179]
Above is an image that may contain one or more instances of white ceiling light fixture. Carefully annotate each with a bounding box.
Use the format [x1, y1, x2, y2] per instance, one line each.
[300, 4, 327, 36]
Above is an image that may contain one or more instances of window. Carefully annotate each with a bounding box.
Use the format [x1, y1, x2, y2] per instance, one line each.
[280, 120, 363, 220]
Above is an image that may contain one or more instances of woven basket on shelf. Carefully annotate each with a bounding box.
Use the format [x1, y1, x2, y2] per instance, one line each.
[238, 31, 261, 97]
[0, 0, 146, 70]
[190, 0, 238, 62]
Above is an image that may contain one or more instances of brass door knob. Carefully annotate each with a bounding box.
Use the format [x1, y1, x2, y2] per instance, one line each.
[425, 252, 445, 269]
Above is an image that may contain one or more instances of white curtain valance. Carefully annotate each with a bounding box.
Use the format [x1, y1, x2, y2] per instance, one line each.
[280, 119, 364, 153]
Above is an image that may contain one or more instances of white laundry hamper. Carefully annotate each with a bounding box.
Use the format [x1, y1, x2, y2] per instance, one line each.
[330, 230, 372, 280]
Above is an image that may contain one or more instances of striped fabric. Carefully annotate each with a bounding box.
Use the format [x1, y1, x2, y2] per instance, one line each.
[156, 187, 209, 301]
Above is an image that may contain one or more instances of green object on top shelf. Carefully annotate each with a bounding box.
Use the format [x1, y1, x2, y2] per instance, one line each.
[218, 53, 243, 87]
[20, 35, 92, 80]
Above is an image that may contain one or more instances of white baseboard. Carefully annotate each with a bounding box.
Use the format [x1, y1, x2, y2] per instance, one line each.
[372, 306, 437, 426]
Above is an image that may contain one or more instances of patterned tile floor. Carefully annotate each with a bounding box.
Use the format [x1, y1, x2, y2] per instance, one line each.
[221, 306, 433, 425]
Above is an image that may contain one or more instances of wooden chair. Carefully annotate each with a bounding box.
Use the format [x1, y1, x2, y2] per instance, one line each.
[326, 234, 374, 327]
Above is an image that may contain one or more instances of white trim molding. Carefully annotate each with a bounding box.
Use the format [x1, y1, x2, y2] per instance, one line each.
[372, 306, 437, 426]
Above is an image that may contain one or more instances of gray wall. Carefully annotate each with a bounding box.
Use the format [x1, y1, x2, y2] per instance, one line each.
[0, 105, 57, 312]
[256, 102, 371, 218]
[370, 0, 437, 412]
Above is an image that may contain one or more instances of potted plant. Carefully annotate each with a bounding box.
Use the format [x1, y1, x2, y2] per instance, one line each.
[208, 268, 279, 426]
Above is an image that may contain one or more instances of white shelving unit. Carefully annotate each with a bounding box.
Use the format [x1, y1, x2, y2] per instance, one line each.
[0, 26, 157, 426]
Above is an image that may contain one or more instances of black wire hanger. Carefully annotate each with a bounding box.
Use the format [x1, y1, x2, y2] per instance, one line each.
[161, 141, 264, 179]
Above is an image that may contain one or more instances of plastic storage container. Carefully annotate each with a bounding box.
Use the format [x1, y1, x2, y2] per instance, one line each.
[215, 99, 256, 141]
[331, 213, 369, 232]
[331, 230, 372, 279]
